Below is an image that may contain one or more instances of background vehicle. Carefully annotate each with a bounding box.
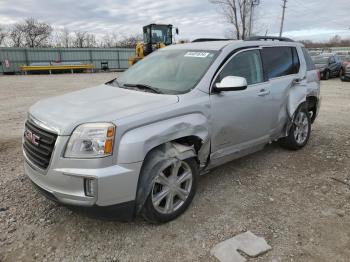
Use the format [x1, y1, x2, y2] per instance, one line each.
[128, 24, 178, 65]
[312, 53, 342, 80]
[339, 55, 350, 81]
[24, 37, 320, 223]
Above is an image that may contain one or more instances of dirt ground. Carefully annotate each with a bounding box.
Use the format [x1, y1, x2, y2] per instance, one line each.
[0, 73, 349, 262]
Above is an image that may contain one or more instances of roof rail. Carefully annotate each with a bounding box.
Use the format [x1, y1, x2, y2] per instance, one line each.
[246, 36, 294, 42]
[192, 38, 232, 43]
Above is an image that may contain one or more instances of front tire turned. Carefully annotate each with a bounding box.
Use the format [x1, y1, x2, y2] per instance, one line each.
[279, 106, 311, 150]
[139, 148, 199, 224]
[323, 70, 330, 80]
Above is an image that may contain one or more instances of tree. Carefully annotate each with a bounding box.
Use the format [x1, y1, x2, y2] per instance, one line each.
[60, 28, 71, 48]
[73, 31, 87, 47]
[101, 33, 119, 48]
[0, 25, 6, 46]
[9, 24, 24, 47]
[329, 35, 341, 46]
[209, 0, 253, 40]
[85, 33, 97, 47]
[117, 34, 142, 48]
[9, 18, 52, 47]
[22, 18, 52, 47]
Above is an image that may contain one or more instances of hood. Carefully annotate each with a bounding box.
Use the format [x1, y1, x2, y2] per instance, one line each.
[29, 84, 179, 135]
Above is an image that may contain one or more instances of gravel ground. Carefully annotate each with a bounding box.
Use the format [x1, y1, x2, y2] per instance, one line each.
[0, 73, 349, 262]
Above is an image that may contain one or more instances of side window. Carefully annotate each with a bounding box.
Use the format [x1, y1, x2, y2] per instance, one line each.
[261, 47, 295, 79]
[329, 56, 335, 64]
[216, 49, 264, 85]
[291, 47, 300, 74]
[302, 47, 316, 71]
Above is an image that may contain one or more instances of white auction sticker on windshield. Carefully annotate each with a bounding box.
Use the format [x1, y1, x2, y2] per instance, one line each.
[184, 52, 210, 58]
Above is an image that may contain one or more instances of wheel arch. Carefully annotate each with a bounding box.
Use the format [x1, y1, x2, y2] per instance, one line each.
[134, 141, 200, 214]
[306, 95, 318, 123]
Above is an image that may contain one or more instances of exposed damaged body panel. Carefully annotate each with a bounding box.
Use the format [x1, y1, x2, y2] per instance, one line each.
[117, 113, 210, 165]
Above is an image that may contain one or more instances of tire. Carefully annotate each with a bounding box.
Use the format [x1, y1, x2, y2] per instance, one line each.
[324, 70, 330, 80]
[279, 106, 311, 150]
[339, 68, 343, 78]
[340, 69, 346, 81]
[140, 148, 199, 224]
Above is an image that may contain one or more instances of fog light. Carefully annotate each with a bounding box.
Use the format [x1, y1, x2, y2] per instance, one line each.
[84, 178, 96, 197]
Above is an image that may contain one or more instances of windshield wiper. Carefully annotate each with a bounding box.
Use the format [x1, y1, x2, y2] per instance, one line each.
[123, 83, 162, 94]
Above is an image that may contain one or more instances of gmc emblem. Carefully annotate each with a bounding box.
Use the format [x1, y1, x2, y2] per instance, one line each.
[24, 129, 40, 146]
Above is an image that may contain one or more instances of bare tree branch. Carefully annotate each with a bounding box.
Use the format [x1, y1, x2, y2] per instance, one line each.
[9, 24, 24, 47]
[9, 18, 52, 47]
[0, 25, 6, 46]
[101, 33, 119, 48]
[301, 35, 350, 48]
[22, 18, 52, 47]
[73, 31, 87, 48]
[209, 0, 253, 40]
[117, 34, 143, 48]
[61, 28, 71, 48]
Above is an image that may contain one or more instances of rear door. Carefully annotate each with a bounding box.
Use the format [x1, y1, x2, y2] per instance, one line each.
[260, 46, 302, 137]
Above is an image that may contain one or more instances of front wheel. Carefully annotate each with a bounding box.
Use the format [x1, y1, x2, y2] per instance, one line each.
[339, 68, 343, 78]
[140, 152, 198, 224]
[340, 68, 346, 81]
[279, 107, 311, 150]
[323, 70, 330, 80]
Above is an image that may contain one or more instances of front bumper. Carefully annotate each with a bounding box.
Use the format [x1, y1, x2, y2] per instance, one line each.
[23, 133, 143, 208]
[25, 159, 142, 207]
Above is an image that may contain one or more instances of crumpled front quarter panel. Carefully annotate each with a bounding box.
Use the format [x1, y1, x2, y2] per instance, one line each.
[117, 113, 209, 164]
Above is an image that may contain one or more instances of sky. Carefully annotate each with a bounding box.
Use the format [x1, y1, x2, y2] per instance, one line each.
[0, 0, 349, 41]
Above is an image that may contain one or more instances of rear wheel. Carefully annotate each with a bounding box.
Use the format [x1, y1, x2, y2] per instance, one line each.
[279, 107, 311, 150]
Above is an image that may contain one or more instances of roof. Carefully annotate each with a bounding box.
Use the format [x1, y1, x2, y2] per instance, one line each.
[163, 39, 302, 52]
[165, 40, 241, 51]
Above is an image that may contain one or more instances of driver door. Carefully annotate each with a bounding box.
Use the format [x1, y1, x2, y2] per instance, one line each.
[210, 48, 274, 161]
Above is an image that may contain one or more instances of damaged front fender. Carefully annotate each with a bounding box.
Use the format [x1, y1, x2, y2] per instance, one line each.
[117, 113, 210, 165]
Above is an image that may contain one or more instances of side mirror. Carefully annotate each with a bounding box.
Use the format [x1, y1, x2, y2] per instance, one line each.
[214, 76, 248, 92]
[176, 28, 179, 35]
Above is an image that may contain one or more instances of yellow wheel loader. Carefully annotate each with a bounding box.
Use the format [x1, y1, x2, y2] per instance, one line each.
[128, 24, 178, 65]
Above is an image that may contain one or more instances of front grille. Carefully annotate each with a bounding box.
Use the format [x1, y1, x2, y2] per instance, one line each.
[23, 120, 57, 169]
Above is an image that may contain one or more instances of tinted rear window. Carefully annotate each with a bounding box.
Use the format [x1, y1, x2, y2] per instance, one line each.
[302, 47, 316, 71]
[262, 47, 298, 79]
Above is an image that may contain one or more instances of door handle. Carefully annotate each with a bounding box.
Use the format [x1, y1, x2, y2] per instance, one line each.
[258, 89, 270, 97]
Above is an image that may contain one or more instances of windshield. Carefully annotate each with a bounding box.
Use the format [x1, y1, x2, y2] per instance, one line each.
[115, 50, 218, 94]
[312, 56, 329, 64]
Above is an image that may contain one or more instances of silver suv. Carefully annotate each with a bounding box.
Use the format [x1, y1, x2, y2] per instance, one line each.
[23, 37, 320, 223]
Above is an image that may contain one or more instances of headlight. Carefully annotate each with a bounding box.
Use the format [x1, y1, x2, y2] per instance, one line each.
[65, 123, 115, 158]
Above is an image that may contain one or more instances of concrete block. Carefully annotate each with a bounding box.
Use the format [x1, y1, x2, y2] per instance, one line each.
[210, 231, 272, 262]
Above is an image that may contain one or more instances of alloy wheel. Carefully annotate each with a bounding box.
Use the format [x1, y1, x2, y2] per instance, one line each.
[151, 160, 193, 214]
[294, 111, 309, 145]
